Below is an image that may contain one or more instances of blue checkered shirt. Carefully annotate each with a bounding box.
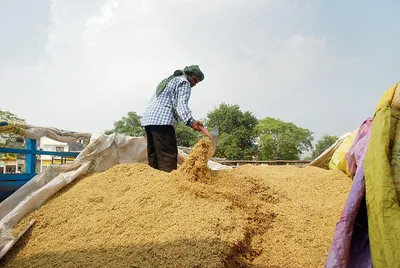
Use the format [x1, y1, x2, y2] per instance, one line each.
[141, 76, 195, 128]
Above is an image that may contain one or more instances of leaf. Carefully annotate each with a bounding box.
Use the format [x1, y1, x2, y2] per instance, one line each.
[176, 122, 200, 147]
[311, 135, 338, 159]
[104, 111, 145, 137]
[205, 103, 258, 160]
[256, 117, 314, 160]
[0, 109, 25, 151]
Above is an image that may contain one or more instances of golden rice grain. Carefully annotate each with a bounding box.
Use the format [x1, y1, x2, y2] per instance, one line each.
[2, 138, 351, 268]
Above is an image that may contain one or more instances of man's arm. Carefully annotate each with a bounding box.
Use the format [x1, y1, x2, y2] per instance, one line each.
[176, 81, 195, 127]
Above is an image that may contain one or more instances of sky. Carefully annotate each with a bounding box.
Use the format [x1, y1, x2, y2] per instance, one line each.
[1, 0, 399, 144]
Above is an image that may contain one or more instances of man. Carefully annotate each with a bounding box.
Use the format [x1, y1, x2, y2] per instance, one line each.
[141, 65, 205, 172]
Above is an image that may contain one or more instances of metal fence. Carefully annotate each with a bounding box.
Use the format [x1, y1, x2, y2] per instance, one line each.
[0, 139, 79, 201]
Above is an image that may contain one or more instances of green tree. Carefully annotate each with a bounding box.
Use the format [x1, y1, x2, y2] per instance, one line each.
[303, 155, 314, 161]
[0, 110, 25, 158]
[256, 117, 313, 160]
[105, 111, 145, 137]
[311, 135, 338, 159]
[175, 122, 200, 147]
[205, 103, 258, 160]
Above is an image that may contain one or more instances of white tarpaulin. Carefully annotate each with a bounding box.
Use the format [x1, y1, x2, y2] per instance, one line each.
[0, 121, 91, 143]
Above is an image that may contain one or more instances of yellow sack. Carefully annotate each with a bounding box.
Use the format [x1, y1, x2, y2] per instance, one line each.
[389, 85, 400, 203]
[364, 82, 400, 268]
[328, 128, 358, 176]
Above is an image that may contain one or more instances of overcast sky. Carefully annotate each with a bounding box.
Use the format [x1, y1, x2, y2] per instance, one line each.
[1, 0, 399, 142]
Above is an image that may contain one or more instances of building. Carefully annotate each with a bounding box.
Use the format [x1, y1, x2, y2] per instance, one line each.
[38, 137, 84, 172]
[0, 137, 84, 174]
[0, 158, 25, 174]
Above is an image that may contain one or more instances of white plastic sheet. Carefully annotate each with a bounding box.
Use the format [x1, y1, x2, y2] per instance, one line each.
[0, 121, 91, 143]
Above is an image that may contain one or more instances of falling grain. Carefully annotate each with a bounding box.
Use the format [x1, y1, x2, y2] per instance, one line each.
[177, 137, 214, 182]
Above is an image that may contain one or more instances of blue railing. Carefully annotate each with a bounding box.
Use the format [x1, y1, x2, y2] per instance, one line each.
[0, 139, 79, 201]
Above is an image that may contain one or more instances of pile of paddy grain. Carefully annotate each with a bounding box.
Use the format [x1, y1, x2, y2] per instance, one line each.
[177, 138, 215, 182]
[2, 138, 352, 268]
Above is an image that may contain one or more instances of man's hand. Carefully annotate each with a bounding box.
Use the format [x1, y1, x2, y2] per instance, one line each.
[191, 120, 203, 131]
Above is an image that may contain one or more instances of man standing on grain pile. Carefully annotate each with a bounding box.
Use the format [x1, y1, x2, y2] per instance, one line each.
[141, 65, 205, 172]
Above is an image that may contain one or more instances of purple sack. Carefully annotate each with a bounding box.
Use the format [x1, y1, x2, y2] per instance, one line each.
[325, 118, 373, 268]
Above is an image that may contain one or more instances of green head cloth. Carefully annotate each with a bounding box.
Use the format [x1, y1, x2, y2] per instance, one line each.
[156, 65, 204, 96]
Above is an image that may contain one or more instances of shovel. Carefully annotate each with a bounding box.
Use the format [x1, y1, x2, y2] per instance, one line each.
[199, 125, 219, 148]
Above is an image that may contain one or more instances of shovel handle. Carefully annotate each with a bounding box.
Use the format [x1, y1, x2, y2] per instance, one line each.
[198, 126, 212, 139]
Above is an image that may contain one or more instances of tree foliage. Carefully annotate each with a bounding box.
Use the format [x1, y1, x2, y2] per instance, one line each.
[205, 103, 258, 160]
[0, 110, 25, 159]
[311, 135, 338, 159]
[0, 110, 25, 148]
[256, 117, 314, 160]
[175, 122, 200, 147]
[105, 111, 145, 137]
